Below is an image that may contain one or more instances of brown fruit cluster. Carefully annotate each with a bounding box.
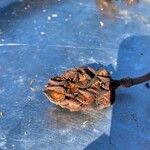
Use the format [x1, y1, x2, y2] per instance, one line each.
[44, 67, 114, 112]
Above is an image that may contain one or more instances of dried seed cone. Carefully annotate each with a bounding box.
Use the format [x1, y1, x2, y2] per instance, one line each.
[44, 67, 114, 111]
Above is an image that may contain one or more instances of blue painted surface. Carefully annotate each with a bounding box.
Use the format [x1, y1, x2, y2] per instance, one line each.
[0, 0, 150, 150]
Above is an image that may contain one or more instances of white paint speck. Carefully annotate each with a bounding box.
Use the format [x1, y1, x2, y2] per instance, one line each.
[0, 43, 29, 47]
[100, 21, 104, 27]
[93, 129, 99, 133]
[1, 39, 5, 42]
[65, 18, 69, 22]
[27, 120, 31, 126]
[24, 7, 28, 10]
[89, 57, 97, 63]
[83, 121, 88, 125]
[48, 16, 52, 20]
[42, 9, 46, 13]
[81, 120, 88, 128]
[24, 132, 27, 135]
[12, 144, 15, 147]
[114, 61, 117, 66]
[52, 14, 58, 18]
[40, 32, 45, 35]
[0, 111, 3, 117]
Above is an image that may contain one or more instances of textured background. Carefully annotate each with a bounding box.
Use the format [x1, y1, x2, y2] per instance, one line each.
[0, 0, 150, 150]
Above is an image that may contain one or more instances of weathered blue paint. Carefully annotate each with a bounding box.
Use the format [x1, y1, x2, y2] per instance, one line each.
[0, 0, 150, 150]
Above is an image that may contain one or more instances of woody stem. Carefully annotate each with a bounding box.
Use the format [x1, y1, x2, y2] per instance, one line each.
[118, 72, 150, 88]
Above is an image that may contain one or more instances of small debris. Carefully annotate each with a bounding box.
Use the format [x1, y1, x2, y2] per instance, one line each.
[24, 132, 27, 135]
[145, 83, 150, 89]
[100, 21, 104, 27]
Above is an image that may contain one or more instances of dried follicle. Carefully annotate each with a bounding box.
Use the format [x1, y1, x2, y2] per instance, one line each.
[44, 67, 113, 111]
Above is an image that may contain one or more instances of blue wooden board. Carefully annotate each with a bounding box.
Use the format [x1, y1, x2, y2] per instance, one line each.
[0, 0, 150, 150]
